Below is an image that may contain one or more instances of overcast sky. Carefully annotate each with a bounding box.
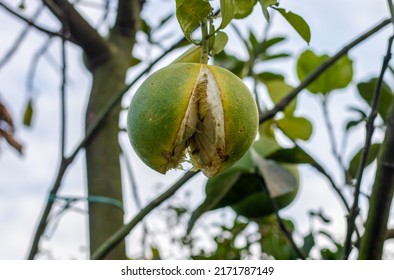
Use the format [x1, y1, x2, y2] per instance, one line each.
[0, 0, 393, 259]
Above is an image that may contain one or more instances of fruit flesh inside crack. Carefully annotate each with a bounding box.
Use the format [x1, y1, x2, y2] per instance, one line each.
[170, 65, 226, 177]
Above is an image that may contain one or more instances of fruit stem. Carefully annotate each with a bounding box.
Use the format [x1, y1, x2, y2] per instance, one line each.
[200, 18, 209, 64]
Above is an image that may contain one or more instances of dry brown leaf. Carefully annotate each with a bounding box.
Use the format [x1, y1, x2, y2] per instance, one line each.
[0, 129, 23, 154]
[0, 102, 23, 155]
[0, 102, 14, 128]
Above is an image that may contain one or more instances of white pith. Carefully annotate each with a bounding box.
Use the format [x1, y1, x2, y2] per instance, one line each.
[170, 65, 226, 177]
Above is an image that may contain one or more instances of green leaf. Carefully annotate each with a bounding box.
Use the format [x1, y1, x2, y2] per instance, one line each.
[276, 116, 313, 141]
[158, 13, 173, 27]
[302, 232, 315, 256]
[213, 51, 246, 78]
[149, 246, 161, 260]
[267, 146, 319, 166]
[264, 80, 296, 115]
[263, 53, 291, 61]
[255, 71, 284, 82]
[347, 106, 368, 119]
[259, 118, 276, 139]
[252, 136, 281, 158]
[23, 99, 34, 127]
[220, 0, 234, 29]
[175, 0, 212, 41]
[345, 106, 367, 133]
[258, 217, 298, 259]
[212, 31, 228, 55]
[258, 0, 278, 21]
[130, 56, 141, 67]
[140, 19, 152, 36]
[345, 119, 363, 131]
[187, 150, 258, 233]
[357, 78, 393, 121]
[254, 36, 288, 61]
[348, 143, 381, 178]
[249, 31, 259, 54]
[18, 1, 25, 10]
[230, 149, 256, 172]
[187, 171, 242, 234]
[275, 8, 311, 44]
[232, 0, 257, 19]
[172, 45, 202, 64]
[261, 36, 286, 51]
[297, 50, 353, 94]
[320, 244, 343, 260]
[251, 151, 298, 198]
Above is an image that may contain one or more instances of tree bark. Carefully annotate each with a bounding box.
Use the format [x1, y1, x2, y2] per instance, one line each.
[358, 98, 394, 259]
[84, 59, 127, 259]
[84, 1, 141, 259]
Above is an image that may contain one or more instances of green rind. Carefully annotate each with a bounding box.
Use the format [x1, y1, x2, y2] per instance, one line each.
[207, 65, 259, 175]
[127, 63, 201, 173]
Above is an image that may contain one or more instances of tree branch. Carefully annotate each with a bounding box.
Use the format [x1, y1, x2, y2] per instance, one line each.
[358, 36, 394, 260]
[386, 229, 394, 240]
[0, 2, 62, 38]
[112, 0, 142, 37]
[0, 4, 46, 70]
[42, 0, 111, 68]
[345, 35, 394, 259]
[259, 18, 391, 123]
[320, 96, 347, 177]
[27, 158, 70, 259]
[91, 170, 198, 260]
[60, 1, 68, 159]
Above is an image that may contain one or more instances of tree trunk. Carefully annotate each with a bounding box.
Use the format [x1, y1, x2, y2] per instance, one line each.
[358, 98, 394, 259]
[84, 1, 141, 259]
[85, 57, 128, 259]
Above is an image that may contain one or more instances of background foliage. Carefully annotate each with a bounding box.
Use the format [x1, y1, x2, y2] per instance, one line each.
[0, 0, 394, 260]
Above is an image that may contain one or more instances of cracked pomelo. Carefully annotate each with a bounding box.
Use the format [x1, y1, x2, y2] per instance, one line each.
[127, 62, 259, 177]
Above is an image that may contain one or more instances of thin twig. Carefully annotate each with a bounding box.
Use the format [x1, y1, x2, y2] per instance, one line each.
[27, 36, 187, 259]
[120, 147, 150, 258]
[387, 0, 394, 25]
[0, 4, 45, 70]
[386, 229, 394, 240]
[91, 171, 198, 260]
[96, 0, 111, 28]
[343, 35, 394, 259]
[27, 159, 69, 259]
[26, 38, 54, 95]
[0, 2, 62, 38]
[314, 164, 350, 205]
[284, 136, 350, 210]
[320, 96, 347, 179]
[121, 150, 142, 209]
[310, 156, 361, 242]
[259, 18, 391, 123]
[60, 2, 69, 158]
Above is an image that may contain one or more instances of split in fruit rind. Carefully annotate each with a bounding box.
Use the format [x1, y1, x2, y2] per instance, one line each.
[127, 63, 258, 177]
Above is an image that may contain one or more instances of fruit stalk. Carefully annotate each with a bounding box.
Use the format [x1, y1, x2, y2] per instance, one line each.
[200, 18, 209, 64]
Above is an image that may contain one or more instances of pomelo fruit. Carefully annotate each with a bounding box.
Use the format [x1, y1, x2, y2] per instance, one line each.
[127, 62, 258, 177]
